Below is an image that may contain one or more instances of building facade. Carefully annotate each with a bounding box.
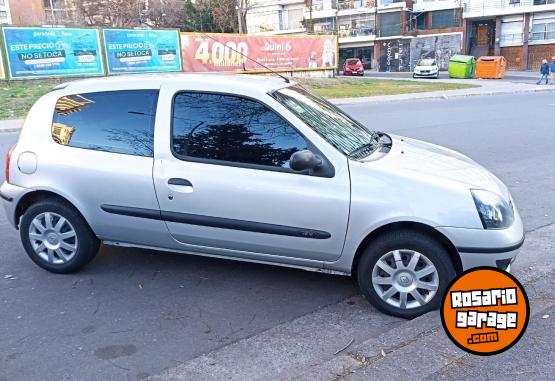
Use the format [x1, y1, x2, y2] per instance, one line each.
[374, 0, 464, 71]
[303, 1, 378, 69]
[246, 0, 306, 34]
[0, 0, 12, 24]
[0, 0, 76, 25]
[248, 0, 463, 71]
[7, 0, 46, 25]
[463, 0, 555, 70]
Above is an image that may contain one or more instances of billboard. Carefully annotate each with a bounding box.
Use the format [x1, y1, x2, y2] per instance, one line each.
[103, 29, 182, 74]
[181, 33, 337, 73]
[1, 27, 104, 79]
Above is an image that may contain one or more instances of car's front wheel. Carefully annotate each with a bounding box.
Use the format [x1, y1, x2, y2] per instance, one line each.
[357, 230, 456, 319]
[20, 200, 100, 273]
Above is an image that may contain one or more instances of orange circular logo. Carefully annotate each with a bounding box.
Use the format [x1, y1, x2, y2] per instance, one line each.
[441, 267, 529, 355]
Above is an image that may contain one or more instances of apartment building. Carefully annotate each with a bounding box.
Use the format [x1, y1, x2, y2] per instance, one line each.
[300, 1, 377, 68]
[7, 0, 50, 25]
[374, 0, 463, 71]
[463, 0, 555, 70]
[0, 0, 12, 24]
[246, 0, 306, 34]
[0, 0, 76, 25]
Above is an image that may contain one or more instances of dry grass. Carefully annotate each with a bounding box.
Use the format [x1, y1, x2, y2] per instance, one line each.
[296, 77, 479, 99]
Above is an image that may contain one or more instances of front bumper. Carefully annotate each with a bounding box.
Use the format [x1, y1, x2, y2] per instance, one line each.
[0, 181, 31, 229]
[437, 209, 525, 271]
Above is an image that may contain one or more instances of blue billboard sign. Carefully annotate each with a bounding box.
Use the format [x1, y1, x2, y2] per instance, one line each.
[103, 29, 182, 74]
[1, 27, 104, 79]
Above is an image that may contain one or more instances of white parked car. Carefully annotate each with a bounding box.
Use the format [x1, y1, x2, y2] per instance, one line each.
[1, 74, 524, 318]
[413, 59, 440, 79]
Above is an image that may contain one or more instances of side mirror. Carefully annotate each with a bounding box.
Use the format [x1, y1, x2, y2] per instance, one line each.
[290, 150, 323, 172]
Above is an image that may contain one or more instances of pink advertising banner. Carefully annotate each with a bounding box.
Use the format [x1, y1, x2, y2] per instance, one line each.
[180, 33, 337, 73]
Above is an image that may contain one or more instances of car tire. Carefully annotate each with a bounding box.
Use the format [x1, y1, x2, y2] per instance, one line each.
[357, 230, 456, 319]
[412, 74, 416, 79]
[20, 200, 100, 274]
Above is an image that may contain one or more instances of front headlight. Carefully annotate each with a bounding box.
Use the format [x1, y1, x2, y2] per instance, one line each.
[471, 189, 514, 229]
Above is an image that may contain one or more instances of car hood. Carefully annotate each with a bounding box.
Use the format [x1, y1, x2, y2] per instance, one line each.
[363, 135, 510, 200]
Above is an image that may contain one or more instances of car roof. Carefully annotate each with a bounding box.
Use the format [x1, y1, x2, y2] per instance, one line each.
[55, 73, 294, 94]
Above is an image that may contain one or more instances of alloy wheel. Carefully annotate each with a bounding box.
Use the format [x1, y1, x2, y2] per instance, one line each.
[372, 249, 439, 309]
[28, 212, 78, 265]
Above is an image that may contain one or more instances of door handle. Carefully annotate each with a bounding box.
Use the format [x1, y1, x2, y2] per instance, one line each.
[168, 178, 193, 187]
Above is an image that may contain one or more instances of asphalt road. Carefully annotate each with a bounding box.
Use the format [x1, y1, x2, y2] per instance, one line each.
[1, 92, 554, 380]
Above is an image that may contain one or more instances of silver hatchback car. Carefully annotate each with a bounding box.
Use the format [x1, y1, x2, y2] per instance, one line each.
[1, 74, 524, 318]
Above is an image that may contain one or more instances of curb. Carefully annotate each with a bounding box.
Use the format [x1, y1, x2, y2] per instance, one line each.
[330, 86, 555, 106]
[0, 119, 25, 133]
[0, 128, 22, 134]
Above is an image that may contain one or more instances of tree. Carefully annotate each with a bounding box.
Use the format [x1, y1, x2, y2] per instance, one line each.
[144, 0, 185, 28]
[73, 0, 184, 28]
[183, 0, 249, 33]
[182, 0, 215, 32]
[74, 0, 145, 27]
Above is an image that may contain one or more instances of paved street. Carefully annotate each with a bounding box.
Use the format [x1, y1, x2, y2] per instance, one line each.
[1, 92, 555, 380]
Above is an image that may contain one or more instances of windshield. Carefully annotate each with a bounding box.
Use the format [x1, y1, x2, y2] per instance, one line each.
[417, 59, 436, 66]
[346, 59, 360, 65]
[271, 85, 377, 157]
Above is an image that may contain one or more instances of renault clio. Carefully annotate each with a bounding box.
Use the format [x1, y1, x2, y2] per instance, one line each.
[0, 74, 524, 318]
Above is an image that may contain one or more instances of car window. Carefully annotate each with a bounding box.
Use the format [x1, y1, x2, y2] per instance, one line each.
[346, 59, 360, 65]
[271, 85, 377, 157]
[417, 59, 436, 66]
[172, 92, 308, 169]
[52, 90, 158, 157]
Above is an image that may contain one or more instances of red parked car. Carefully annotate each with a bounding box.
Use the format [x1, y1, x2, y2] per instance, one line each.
[343, 58, 364, 76]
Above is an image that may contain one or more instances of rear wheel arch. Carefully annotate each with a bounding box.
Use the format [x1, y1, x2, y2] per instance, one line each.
[351, 221, 462, 280]
[15, 190, 93, 233]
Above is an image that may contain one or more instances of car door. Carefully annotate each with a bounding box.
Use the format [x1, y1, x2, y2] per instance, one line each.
[152, 87, 350, 264]
[45, 88, 171, 248]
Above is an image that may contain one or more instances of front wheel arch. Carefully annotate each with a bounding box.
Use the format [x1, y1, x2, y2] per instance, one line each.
[351, 221, 462, 282]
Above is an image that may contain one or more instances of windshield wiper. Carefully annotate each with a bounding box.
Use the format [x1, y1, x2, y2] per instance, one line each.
[348, 142, 376, 159]
[348, 132, 392, 159]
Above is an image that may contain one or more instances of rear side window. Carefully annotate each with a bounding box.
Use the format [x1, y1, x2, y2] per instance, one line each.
[52, 90, 159, 157]
[172, 92, 307, 169]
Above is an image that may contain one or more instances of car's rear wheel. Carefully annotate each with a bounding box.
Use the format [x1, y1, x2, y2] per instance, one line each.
[20, 200, 100, 273]
[357, 230, 456, 319]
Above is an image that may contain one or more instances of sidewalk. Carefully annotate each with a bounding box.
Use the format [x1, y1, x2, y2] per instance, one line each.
[330, 78, 555, 105]
[149, 223, 555, 381]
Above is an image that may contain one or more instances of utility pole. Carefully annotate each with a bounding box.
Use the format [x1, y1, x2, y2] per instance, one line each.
[308, 0, 313, 33]
[237, 0, 245, 33]
[48, 0, 57, 25]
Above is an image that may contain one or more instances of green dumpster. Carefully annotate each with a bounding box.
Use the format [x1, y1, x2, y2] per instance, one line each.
[448, 55, 476, 79]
